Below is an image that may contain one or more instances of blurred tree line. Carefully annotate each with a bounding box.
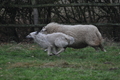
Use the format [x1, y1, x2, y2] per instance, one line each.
[0, 0, 120, 42]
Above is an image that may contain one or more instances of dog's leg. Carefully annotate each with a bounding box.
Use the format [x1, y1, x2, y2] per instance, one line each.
[44, 49, 48, 52]
[52, 47, 57, 55]
[55, 48, 65, 56]
[47, 46, 53, 56]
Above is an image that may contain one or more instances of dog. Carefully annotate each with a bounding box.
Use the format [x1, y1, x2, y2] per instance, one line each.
[26, 32, 74, 56]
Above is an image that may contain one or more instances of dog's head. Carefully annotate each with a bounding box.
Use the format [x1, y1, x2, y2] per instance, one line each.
[26, 32, 36, 39]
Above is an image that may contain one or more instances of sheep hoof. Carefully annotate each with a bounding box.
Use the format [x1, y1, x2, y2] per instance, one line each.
[102, 49, 107, 52]
[104, 50, 107, 52]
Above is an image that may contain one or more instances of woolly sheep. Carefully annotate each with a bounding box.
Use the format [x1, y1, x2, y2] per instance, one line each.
[26, 32, 75, 56]
[41, 22, 106, 52]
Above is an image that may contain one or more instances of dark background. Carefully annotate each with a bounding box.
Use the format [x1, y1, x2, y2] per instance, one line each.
[0, 0, 120, 42]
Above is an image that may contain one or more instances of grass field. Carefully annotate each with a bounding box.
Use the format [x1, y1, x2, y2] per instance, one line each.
[0, 42, 120, 80]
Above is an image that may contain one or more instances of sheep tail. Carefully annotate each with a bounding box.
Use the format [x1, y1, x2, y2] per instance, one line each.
[96, 30, 103, 43]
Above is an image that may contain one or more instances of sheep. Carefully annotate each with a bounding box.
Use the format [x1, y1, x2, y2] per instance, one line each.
[41, 22, 106, 52]
[26, 32, 75, 56]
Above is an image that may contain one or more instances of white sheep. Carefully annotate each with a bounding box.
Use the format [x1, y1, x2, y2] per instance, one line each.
[26, 32, 75, 56]
[41, 22, 106, 52]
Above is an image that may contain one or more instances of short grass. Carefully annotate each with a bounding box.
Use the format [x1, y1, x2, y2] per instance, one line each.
[0, 42, 120, 80]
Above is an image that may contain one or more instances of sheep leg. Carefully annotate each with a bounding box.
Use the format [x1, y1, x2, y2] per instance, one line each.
[55, 48, 65, 56]
[92, 46, 99, 52]
[88, 41, 106, 52]
[99, 44, 106, 52]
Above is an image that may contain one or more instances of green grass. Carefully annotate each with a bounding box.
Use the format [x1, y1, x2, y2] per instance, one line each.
[0, 42, 120, 80]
